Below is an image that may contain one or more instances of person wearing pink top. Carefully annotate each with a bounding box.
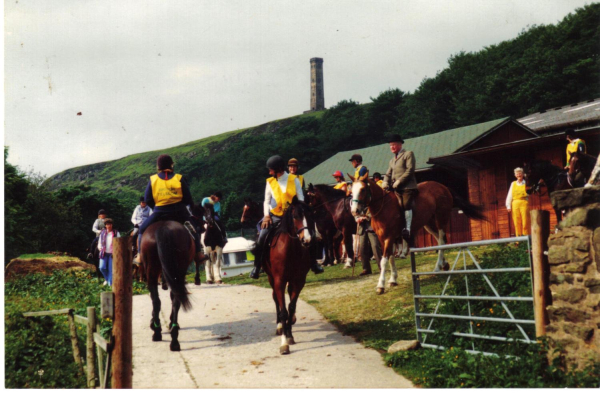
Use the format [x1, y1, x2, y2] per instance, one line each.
[97, 218, 120, 286]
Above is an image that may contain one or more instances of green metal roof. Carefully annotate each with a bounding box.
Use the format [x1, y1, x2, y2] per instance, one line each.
[304, 117, 510, 186]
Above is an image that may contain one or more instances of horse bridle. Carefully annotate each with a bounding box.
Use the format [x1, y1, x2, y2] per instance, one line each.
[352, 181, 388, 217]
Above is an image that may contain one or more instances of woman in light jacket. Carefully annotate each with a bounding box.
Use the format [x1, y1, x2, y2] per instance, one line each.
[98, 218, 120, 286]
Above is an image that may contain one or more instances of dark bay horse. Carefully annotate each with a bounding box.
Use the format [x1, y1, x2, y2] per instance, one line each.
[202, 203, 226, 284]
[305, 184, 356, 267]
[350, 178, 485, 294]
[240, 197, 263, 237]
[262, 197, 314, 355]
[140, 220, 195, 351]
[305, 184, 343, 266]
[524, 153, 596, 222]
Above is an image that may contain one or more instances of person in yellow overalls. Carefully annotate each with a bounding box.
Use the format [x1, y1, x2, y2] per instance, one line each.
[332, 170, 348, 193]
[250, 155, 324, 279]
[287, 158, 305, 190]
[505, 167, 530, 236]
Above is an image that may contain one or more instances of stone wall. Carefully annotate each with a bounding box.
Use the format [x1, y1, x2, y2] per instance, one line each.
[546, 186, 600, 370]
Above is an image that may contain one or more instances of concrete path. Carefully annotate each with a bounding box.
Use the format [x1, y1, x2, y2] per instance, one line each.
[131, 283, 413, 389]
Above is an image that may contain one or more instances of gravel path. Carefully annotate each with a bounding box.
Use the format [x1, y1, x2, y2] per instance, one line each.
[131, 283, 413, 389]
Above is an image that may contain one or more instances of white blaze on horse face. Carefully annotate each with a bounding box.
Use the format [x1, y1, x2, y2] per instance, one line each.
[351, 182, 364, 215]
[302, 217, 311, 244]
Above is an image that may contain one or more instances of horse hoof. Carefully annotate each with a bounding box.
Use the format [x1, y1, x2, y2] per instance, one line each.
[152, 333, 162, 342]
[206, 280, 214, 284]
[288, 337, 296, 345]
[194, 278, 201, 286]
[388, 282, 398, 287]
[170, 342, 181, 352]
[376, 287, 385, 295]
[216, 280, 223, 284]
[442, 262, 450, 271]
[280, 345, 290, 355]
[161, 282, 168, 290]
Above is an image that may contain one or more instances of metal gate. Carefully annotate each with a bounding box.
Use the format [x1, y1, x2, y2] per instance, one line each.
[410, 236, 537, 356]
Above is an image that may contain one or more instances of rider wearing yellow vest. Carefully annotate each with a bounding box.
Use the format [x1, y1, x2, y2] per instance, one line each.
[505, 167, 530, 236]
[373, 172, 384, 188]
[332, 170, 348, 193]
[287, 158, 305, 190]
[349, 153, 369, 180]
[250, 155, 324, 279]
[565, 129, 586, 169]
[138, 154, 206, 262]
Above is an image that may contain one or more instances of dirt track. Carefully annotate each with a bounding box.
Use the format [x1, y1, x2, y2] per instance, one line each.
[131, 283, 413, 388]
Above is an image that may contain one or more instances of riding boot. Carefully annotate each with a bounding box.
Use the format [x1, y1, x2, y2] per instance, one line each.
[309, 240, 324, 274]
[250, 246, 263, 279]
[196, 251, 209, 263]
[403, 209, 413, 241]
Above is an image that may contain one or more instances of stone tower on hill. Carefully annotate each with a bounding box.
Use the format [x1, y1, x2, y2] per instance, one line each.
[309, 57, 324, 111]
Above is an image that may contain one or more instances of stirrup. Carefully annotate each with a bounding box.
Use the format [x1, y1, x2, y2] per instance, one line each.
[184, 221, 197, 235]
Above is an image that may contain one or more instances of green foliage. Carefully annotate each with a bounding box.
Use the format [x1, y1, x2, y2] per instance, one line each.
[4, 269, 117, 388]
[385, 339, 600, 388]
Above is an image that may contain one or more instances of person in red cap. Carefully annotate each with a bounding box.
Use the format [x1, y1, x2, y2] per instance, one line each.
[382, 134, 418, 242]
[332, 170, 348, 193]
[137, 154, 208, 263]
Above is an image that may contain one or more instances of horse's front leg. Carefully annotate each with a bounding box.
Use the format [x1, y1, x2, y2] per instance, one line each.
[169, 291, 182, 351]
[204, 248, 214, 284]
[274, 281, 291, 354]
[388, 254, 398, 287]
[214, 247, 223, 284]
[149, 284, 162, 342]
[343, 231, 354, 268]
[194, 256, 201, 286]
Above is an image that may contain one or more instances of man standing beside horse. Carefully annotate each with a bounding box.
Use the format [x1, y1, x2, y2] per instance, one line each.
[381, 134, 418, 243]
[250, 155, 324, 279]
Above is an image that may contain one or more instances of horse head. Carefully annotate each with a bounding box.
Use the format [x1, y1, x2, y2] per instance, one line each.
[348, 174, 370, 216]
[284, 197, 313, 247]
[203, 203, 216, 227]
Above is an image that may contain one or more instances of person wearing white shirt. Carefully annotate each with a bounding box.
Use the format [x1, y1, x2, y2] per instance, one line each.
[97, 218, 120, 286]
[250, 155, 323, 279]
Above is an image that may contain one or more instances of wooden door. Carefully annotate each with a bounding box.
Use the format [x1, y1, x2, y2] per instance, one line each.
[478, 168, 500, 239]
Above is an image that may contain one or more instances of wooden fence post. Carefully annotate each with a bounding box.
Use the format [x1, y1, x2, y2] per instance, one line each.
[86, 307, 97, 388]
[67, 310, 84, 375]
[111, 236, 133, 389]
[530, 209, 550, 338]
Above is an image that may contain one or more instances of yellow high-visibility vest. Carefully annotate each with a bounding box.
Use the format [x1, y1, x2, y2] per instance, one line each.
[150, 173, 183, 206]
[511, 181, 527, 201]
[290, 174, 304, 189]
[267, 176, 297, 216]
[334, 182, 346, 190]
[566, 139, 586, 166]
[376, 180, 384, 188]
[354, 165, 365, 179]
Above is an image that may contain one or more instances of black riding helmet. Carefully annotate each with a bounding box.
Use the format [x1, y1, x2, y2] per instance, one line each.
[266, 155, 286, 173]
[157, 154, 174, 171]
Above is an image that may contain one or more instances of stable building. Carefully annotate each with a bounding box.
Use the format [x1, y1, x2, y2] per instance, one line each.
[304, 98, 600, 246]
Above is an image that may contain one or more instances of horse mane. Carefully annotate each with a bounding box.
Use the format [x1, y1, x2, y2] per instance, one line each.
[275, 200, 313, 237]
[313, 184, 347, 201]
[191, 203, 206, 218]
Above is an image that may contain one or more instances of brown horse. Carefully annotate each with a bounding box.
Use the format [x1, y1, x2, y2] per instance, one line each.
[524, 153, 597, 222]
[305, 184, 356, 267]
[262, 197, 314, 355]
[350, 177, 485, 294]
[240, 197, 263, 237]
[140, 220, 196, 351]
[305, 184, 344, 266]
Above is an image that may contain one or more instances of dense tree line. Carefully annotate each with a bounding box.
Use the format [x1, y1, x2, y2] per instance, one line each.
[8, 4, 599, 258]
[4, 148, 131, 263]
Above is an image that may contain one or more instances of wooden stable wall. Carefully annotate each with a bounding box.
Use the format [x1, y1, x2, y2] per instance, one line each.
[468, 146, 570, 241]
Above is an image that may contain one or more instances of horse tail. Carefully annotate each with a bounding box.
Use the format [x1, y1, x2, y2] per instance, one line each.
[155, 225, 192, 311]
[449, 188, 487, 221]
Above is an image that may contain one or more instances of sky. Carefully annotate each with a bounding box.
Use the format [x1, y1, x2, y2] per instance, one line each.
[3, 0, 595, 177]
